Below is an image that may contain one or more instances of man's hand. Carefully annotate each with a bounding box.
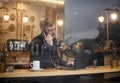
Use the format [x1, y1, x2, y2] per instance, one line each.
[66, 61, 74, 66]
[44, 32, 53, 46]
[53, 64, 62, 68]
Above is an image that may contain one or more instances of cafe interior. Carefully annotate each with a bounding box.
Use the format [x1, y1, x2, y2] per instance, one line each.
[0, 0, 120, 83]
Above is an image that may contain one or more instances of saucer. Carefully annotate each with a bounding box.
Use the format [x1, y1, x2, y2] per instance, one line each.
[30, 68, 44, 71]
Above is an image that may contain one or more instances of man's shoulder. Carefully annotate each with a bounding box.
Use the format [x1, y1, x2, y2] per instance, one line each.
[31, 34, 43, 43]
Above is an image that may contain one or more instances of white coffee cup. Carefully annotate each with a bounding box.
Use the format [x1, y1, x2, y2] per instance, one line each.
[30, 61, 40, 70]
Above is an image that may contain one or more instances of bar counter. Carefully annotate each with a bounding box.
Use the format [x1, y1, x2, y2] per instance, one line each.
[0, 66, 120, 78]
[94, 48, 120, 53]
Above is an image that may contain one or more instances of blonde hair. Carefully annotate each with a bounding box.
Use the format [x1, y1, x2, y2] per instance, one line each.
[40, 17, 55, 30]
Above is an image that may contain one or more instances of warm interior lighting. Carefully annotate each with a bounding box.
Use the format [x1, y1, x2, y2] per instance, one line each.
[40, 0, 64, 5]
[57, 20, 63, 26]
[3, 14, 9, 21]
[111, 13, 117, 20]
[98, 16, 104, 22]
[17, 2, 24, 10]
[23, 16, 29, 22]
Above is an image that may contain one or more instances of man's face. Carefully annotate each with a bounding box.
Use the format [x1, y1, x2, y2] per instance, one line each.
[45, 25, 56, 36]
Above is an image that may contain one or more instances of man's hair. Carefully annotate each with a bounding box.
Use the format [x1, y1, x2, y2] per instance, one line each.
[40, 17, 55, 30]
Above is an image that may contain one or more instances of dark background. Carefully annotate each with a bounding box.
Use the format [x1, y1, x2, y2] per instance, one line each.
[64, 0, 120, 45]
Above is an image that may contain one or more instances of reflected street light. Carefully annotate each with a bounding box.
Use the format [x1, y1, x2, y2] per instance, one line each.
[111, 13, 118, 20]
[98, 8, 118, 41]
[98, 15, 104, 23]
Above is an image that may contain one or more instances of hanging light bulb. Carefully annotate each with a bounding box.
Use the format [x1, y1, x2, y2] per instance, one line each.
[3, 14, 9, 21]
[98, 16, 104, 22]
[111, 13, 117, 20]
[57, 20, 63, 26]
[23, 16, 29, 22]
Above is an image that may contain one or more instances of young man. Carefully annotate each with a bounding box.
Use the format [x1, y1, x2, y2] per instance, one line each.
[29, 17, 72, 69]
[29, 18, 81, 83]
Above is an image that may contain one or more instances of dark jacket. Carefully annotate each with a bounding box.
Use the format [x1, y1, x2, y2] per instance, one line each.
[29, 31, 66, 68]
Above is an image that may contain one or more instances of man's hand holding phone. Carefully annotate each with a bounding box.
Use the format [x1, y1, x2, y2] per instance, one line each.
[44, 32, 53, 46]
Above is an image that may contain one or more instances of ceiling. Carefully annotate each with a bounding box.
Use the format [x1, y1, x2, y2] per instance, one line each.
[18, 0, 64, 5]
[0, 0, 64, 8]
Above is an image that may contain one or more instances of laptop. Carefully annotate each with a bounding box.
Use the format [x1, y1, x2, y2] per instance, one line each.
[50, 52, 90, 70]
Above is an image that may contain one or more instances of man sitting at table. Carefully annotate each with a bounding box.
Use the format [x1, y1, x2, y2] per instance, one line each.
[29, 17, 76, 83]
[29, 17, 73, 69]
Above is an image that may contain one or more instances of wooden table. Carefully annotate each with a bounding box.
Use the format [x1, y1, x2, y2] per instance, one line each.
[0, 66, 120, 78]
[94, 48, 120, 53]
